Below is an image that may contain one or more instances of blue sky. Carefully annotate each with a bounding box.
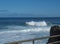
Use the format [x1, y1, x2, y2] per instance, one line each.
[0, 0, 60, 17]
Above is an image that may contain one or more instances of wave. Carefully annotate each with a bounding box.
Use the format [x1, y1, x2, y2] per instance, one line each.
[26, 21, 47, 26]
[0, 27, 50, 34]
[0, 25, 50, 44]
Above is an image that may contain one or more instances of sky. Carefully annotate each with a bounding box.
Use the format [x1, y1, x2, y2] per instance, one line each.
[0, 0, 60, 17]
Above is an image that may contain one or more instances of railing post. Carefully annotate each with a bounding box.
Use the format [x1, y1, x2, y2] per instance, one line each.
[32, 40, 34, 44]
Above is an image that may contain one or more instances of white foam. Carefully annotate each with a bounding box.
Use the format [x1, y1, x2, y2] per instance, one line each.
[0, 27, 50, 34]
[0, 26, 50, 44]
[26, 21, 47, 26]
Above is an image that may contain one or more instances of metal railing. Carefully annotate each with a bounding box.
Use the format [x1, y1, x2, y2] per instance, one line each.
[5, 35, 60, 44]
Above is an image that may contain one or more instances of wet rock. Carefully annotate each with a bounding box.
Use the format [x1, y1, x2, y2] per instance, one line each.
[47, 25, 60, 44]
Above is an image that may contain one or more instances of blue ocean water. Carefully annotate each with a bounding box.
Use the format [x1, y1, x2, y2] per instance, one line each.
[0, 17, 60, 44]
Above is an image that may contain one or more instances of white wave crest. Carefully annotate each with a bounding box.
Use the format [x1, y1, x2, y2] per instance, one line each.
[26, 21, 47, 26]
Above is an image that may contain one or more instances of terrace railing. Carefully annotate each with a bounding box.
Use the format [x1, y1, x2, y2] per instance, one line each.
[5, 35, 60, 44]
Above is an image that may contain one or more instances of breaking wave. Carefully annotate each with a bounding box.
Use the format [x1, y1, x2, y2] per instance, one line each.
[26, 21, 47, 26]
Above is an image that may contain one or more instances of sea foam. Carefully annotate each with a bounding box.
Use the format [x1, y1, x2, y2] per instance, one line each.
[26, 21, 47, 26]
[0, 26, 50, 34]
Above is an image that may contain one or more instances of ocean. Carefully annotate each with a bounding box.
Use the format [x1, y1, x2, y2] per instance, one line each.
[0, 17, 60, 44]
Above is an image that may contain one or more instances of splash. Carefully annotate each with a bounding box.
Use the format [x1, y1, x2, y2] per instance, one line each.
[26, 21, 47, 26]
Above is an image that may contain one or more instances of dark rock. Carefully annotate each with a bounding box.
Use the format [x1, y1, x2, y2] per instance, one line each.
[47, 25, 60, 44]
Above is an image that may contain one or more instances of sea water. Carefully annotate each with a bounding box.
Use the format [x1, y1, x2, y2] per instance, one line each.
[0, 17, 60, 44]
